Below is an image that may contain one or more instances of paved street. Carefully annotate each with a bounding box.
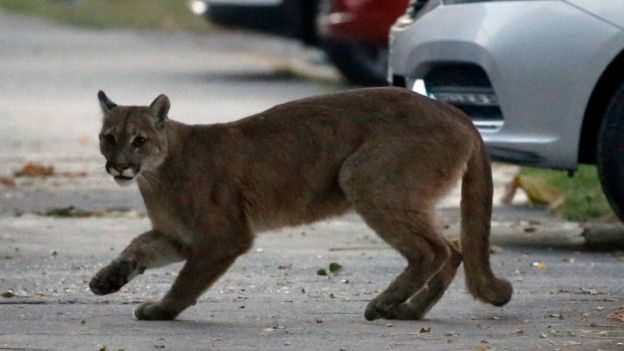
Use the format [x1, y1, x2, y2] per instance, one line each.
[1, 12, 623, 351]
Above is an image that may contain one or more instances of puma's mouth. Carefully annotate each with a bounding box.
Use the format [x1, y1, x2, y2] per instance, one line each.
[114, 175, 134, 186]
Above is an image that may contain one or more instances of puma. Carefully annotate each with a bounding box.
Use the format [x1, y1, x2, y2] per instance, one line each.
[89, 87, 512, 321]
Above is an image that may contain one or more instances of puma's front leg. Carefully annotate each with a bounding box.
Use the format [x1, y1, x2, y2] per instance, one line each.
[135, 216, 252, 321]
[134, 255, 239, 320]
[89, 230, 188, 295]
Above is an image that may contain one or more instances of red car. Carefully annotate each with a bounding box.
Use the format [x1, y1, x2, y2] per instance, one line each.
[317, 0, 410, 85]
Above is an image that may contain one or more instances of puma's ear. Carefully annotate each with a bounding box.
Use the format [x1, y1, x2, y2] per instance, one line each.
[148, 94, 170, 129]
[98, 90, 117, 113]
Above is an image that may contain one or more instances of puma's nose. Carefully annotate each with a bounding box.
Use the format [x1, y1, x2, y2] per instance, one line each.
[114, 163, 129, 172]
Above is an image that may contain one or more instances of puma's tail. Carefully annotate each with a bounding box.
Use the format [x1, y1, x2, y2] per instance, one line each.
[460, 139, 512, 306]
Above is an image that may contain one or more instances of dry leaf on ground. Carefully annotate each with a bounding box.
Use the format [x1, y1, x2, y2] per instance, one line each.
[500, 174, 563, 207]
[14, 162, 54, 177]
[1, 290, 16, 298]
[489, 245, 503, 254]
[0, 177, 16, 187]
[608, 307, 624, 322]
[60, 171, 88, 178]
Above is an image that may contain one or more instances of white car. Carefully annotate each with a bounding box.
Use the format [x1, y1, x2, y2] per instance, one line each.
[389, 0, 624, 220]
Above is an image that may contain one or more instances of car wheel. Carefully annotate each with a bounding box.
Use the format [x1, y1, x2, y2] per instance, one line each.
[596, 81, 624, 222]
[320, 39, 389, 86]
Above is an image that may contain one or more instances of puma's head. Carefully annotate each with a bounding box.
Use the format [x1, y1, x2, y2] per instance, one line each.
[97, 91, 169, 186]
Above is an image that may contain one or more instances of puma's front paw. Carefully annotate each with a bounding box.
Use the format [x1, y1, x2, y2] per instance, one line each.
[89, 259, 138, 295]
[134, 301, 177, 321]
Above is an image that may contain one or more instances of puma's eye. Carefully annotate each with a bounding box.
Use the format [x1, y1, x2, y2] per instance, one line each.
[132, 136, 147, 148]
[101, 134, 116, 146]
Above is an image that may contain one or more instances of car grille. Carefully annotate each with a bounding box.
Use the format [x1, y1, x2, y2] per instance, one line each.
[424, 63, 503, 131]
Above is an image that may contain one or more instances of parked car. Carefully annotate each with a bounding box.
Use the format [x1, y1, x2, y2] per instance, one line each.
[317, 0, 409, 85]
[189, 0, 409, 85]
[389, 0, 624, 220]
[189, 0, 318, 45]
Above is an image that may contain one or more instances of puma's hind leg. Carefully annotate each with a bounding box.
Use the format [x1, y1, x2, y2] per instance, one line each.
[89, 230, 188, 295]
[339, 140, 465, 321]
[382, 238, 462, 320]
[357, 209, 452, 321]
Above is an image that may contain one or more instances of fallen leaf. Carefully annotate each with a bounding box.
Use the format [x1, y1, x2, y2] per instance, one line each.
[500, 174, 564, 207]
[329, 262, 343, 274]
[1, 290, 16, 298]
[43, 206, 91, 218]
[608, 307, 624, 322]
[60, 171, 88, 178]
[580, 288, 598, 295]
[0, 177, 16, 187]
[278, 263, 292, 270]
[489, 245, 503, 254]
[14, 162, 54, 177]
[419, 327, 431, 333]
[532, 261, 546, 270]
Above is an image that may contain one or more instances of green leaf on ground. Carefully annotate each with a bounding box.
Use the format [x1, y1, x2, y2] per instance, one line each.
[328, 262, 343, 274]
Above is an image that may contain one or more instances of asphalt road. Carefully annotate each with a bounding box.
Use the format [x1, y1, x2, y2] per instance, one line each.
[1, 11, 623, 351]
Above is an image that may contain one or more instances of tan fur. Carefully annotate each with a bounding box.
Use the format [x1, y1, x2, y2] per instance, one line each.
[89, 87, 512, 321]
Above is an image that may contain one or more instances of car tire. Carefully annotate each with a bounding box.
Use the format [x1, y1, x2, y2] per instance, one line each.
[596, 81, 624, 222]
[320, 39, 389, 86]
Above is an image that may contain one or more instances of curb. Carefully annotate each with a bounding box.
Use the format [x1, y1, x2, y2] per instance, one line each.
[487, 221, 624, 251]
[582, 223, 624, 250]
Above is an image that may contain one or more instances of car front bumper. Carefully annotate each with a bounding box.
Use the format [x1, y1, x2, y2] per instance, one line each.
[389, 1, 622, 169]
